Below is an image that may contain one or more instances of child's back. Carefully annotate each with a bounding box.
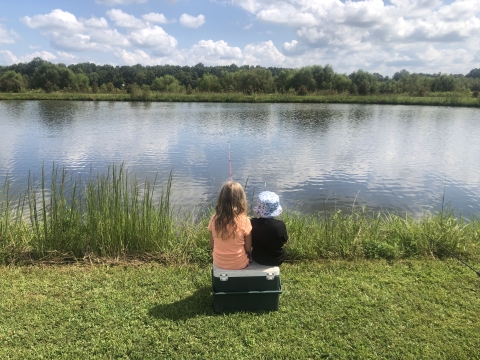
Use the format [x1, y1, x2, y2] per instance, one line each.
[251, 217, 287, 266]
[208, 214, 251, 269]
[251, 191, 288, 266]
[208, 181, 252, 270]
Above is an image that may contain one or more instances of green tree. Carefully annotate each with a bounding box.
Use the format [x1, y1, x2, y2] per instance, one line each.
[220, 71, 236, 92]
[151, 75, 183, 92]
[31, 63, 62, 91]
[322, 65, 335, 90]
[349, 70, 378, 95]
[234, 67, 275, 94]
[332, 74, 352, 93]
[274, 69, 294, 93]
[0, 71, 26, 92]
[466, 68, 480, 78]
[288, 67, 316, 93]
[74, 72, 90, 92]
[197, 74, 221, 92]
[393, 69, 410, 81]
[58, 67, 75, 89]
[431, 74, 458, 92]
[106, 82, 115, 93]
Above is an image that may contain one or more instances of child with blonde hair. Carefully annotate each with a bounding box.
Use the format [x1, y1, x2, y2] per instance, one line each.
[208, 181, 252, 270]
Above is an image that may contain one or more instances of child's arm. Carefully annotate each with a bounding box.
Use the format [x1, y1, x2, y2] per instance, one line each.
[244, 232, 252, 254]
[209, 231, 214, 248]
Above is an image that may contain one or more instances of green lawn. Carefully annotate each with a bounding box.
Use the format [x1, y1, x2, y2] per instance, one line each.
[1, 260, 478, 359]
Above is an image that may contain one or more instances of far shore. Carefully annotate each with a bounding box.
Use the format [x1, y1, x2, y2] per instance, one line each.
[2, 91, 480, 107]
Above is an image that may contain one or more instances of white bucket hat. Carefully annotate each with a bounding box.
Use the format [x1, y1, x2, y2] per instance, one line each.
[253, 191, 283, 218]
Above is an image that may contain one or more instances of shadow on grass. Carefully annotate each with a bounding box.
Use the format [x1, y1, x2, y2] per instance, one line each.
[148, 286, 214, 321]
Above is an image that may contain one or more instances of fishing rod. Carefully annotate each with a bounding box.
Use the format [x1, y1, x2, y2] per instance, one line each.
[228, 142, 232, 181]
[426, 234, 480, 277]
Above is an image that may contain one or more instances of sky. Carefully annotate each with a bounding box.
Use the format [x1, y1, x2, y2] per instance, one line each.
[1, 0, 480, 76]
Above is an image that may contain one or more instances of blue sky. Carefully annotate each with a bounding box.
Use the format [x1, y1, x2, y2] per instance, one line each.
[1, 0, 479, 75]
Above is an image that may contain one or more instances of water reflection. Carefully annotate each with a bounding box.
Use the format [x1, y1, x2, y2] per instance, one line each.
[37, 101, 78, 129]
[1, 100, 29, 118]
[1, 101, 480, 217]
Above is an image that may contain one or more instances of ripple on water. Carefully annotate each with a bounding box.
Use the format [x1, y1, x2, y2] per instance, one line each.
[1, 102, 480, 217]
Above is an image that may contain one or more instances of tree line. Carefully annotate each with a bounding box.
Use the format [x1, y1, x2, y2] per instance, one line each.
[2, 57, 480, 96]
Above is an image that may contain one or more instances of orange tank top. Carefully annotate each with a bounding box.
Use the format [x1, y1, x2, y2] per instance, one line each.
[208, 214, 252, 269]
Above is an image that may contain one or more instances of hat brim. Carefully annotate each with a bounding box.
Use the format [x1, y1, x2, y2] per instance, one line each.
[253, 204, 283, 218]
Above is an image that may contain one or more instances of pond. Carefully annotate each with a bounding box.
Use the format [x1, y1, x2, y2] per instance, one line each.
[1, 100, 479, 217]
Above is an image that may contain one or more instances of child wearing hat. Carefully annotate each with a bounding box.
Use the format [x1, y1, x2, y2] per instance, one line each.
[251, 191, 288, 266]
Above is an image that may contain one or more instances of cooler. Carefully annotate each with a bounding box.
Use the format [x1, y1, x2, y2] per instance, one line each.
[212, 261, 282, 313]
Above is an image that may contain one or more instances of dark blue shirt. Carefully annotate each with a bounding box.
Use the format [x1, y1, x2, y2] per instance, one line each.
[251, 217, 288, 266]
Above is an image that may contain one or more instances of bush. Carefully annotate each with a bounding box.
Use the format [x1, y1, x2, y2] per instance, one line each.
[297, 85, 308, 96]
[0, 71, 26, 93]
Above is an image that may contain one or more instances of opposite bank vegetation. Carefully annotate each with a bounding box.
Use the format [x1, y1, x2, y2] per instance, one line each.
[1, 165, 479, 265]
[2, 91, 480, 108]
[2, 58, 480, 107]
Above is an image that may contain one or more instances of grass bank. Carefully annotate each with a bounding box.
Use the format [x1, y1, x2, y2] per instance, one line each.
[0, 260, 479, 359]
[1, 165, 480, 265]
[2, 91, 480, 107]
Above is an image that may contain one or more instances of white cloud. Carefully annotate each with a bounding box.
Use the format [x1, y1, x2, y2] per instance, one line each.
[282, 39, 306, 56]
[114, 49, 175, 65]
[11, 1, 480, 73]
[111, 40, 243, 67]
[187, 40, 242, 64]
[25, 51, 57, 62]
[89, 29, 130, 47]
[129, 25, 178, 55]
[57, 51, 77, 60]
[20, 9, 131, 53]
[0, 50, 57, 65]
[388, 0, 444, 17]
[231, 0, 480, 73]
[106, 9, 146, 29]
[179, 14, 205, 28]
[474, 52, 480, 63]
[437, 0, 480, 21]
[244, 40, 285, 66]
[83, 16, 109, 29]
[142, 13, 172, 24]
[176, 39, 284, 67]
[95, 0, 148, 4]
[21, 9, 83, 31]
[0, 50, 18, 64]
[0, 24, 17, 44]
[15, 8, 181, 63]
[256, 3, 318, 27]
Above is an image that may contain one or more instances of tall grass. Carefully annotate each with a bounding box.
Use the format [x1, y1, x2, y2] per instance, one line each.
[0, 165, 178, 262]
[283, 206, 480, 261]
[1, 165, 480, 264]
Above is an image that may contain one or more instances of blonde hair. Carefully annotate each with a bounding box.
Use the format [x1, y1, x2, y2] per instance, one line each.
[214, 181, 247, 240]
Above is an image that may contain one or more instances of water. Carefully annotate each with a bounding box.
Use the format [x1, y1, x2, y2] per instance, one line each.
[1, 100, 480, 217]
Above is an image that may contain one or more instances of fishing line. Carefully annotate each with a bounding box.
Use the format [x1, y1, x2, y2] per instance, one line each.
[427, 234, 480, 277]
[228, 142, 232, 182]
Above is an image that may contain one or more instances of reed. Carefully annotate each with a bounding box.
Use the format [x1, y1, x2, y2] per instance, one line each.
[0, 165, 177, 261]
[1, 165, 480, 264]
